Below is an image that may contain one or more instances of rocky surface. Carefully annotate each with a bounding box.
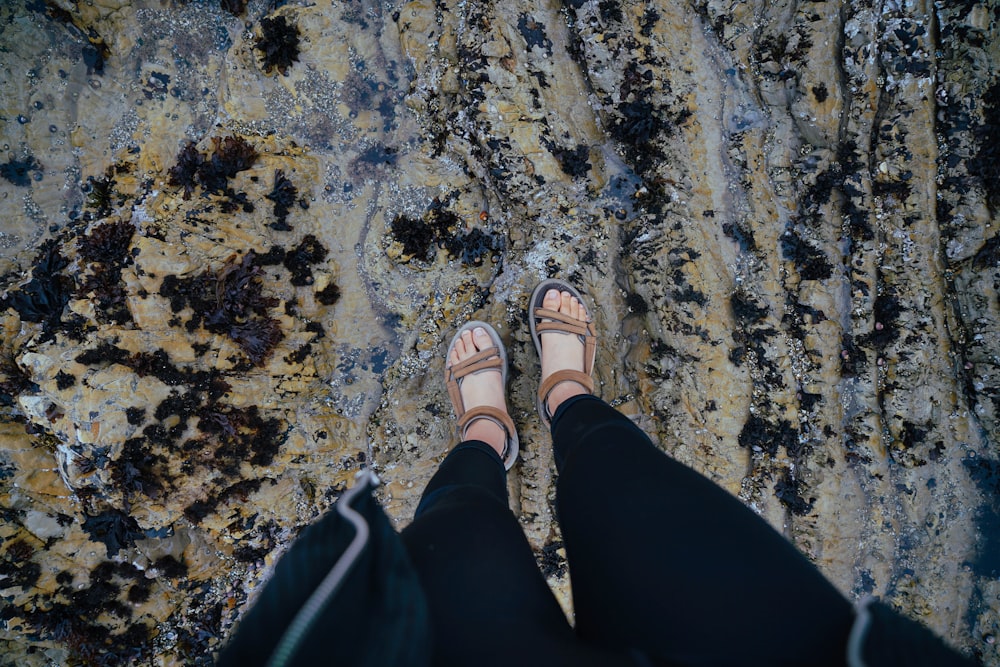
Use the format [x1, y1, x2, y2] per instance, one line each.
[0, 0, 997, 663]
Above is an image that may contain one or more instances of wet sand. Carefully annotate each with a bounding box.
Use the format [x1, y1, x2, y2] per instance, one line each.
[0, 0, 997, 663]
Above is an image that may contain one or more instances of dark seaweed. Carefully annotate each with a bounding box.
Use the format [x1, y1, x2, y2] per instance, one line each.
[738, 414, 800, 457]
[3, 559, 155, 665]
[551, 143, 591, 178]
[390, 200, 503, 266]
[626, 291, 649, 315]
[256, 15, 301, 75]
[168, 142, 203, 199]
[780, 228, 833, 280]
[167, 137, 259, 209]
[81, 509, 144, 557]
[125, 407, 146, 425]
[730, 289, 769, 323]
[391, 215, 436, 260]
[775, 469, 815, 515]
[316, 282, 341, 306]
[1, 154, 42, 186]
[76, 219, 136, 325]
[970, 82, 1000, 212]
[284, 234, 328, 286]
[154, 555, 187, 579]
[266, 169, 298, 231]
[517, 14, 553, 55]
[537, 540, 567, 578]
[55, 371, 76, 390]
[84, 167, 117, 218]
[159, 253, 283, 366]
[972, 235, 1000, 269]
[78, 219, 134, 264]
[2, 240, 74, 341]
[598, 0, 624, 22]
[221, 0, 246, 15]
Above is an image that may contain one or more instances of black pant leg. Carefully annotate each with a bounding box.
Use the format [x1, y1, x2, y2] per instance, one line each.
[553, 396, 854, 667]
[402, 440, 634, 667]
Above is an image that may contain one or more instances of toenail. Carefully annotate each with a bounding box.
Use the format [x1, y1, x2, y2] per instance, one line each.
[474, 326, 487, 336]
[547, 289, 559, 299]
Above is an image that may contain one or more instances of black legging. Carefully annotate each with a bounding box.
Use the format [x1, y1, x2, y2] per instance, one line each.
[400, 395, 855, 667]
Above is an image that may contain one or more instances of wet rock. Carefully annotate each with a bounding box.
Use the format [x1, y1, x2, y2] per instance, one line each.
[0, 0, 997, 664]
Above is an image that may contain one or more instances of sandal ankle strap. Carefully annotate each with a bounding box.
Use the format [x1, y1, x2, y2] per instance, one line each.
[458, 406, 517, 466]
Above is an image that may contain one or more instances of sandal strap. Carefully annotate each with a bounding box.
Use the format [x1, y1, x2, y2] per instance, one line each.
[446, 349, 503, 419]
[458, 406, 516, 463]
[448, 348, 502, 377]
[538, 369, 595, 411]
[533, 307, 597, 375]
[534, 308, 591, 334]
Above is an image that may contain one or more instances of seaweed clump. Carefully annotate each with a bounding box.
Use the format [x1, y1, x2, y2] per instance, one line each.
[159, 252, 283, 366]
[390, 199, 503, 266]
[76, 219, 136, 325]
[1, 240, 75, 342]
[167, 136, 259, 212]
[0, 559, 155, 665]
[266, 169, 298, 231]
[256, 15, 301, 75]
[970, 81, 1000, 213]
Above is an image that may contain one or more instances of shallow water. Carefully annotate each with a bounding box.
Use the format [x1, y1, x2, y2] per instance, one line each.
[0, 0, 998, 663]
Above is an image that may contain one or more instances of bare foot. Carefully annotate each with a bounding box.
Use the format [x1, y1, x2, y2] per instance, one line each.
[447, 327, 509, 456]
[539, 289, 590, 416]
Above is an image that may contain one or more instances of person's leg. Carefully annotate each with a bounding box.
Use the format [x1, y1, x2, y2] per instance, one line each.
[535, 288, 852, 667]
[553, 396, 853, 666]
[401, 326, 633, 667]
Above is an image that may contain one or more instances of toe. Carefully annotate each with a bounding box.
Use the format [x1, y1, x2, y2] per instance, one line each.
[560, 290, 573, 314]
[472, 326, 493, 352]
[543, 288, 561, 311]
[460, 329, 476, 355]
[568, 295, 581, 321]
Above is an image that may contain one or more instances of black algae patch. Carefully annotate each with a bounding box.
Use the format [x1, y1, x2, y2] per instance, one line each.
[283, 235, 327, 286]
[551, 144, 592, 178]
[2, 240, 74, 342]
[256, 15, 301, 75]
[159, 252, 283, 366]
[55, 371, 76, 390]
[221, 0, 246, 15]
[538, 541, 567, 578]
[3, 560, 155, 665]
[730, 289, 769, 324]
[517, 14, 553, 55]
[81, 509, 145, 557]
[969, 81, 1000, 212]
[738, 414, 800, 458]
[781, 228, 833, 280]
[973, 235, 1000, 269]
[390, 199, 503, 266]
[266, 169, 298, 231]
[775, 470, 815, 515]
[316, 282, 341, 306]
[1, 154, 42, 186]
[168, 136, 258, 211]
[77, 219, 136, 325]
